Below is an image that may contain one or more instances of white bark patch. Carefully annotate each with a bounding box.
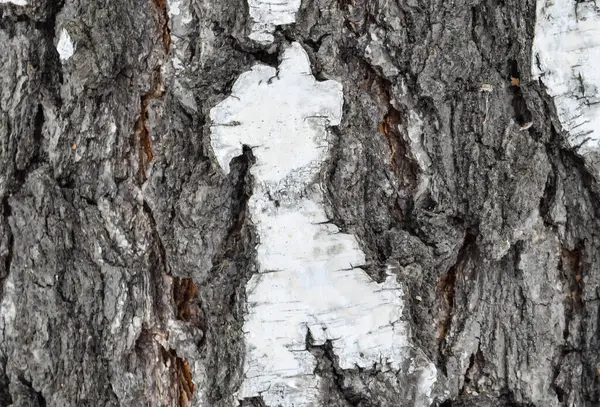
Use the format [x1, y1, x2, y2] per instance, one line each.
[56, 28, 75, 61]
[0, 278, 16, 337]
[247, 0, 301, 44]
[532, 0, 600, 153]
[210, 42, 436, 406]
[0, 0, 27, 5]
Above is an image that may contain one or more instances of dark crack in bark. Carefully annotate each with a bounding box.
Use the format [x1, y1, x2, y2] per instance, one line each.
[0, 356, 11, 406]
[161, 347, 196, 407]
[238, 396, 268, 407]
[17, 375, 47, 407]
[135, 69, 165, 183]
[203, 145, 257, 406]
[306, 330, 369, 407]
[153, 0, 171, 53]
[507, 60, 532, 129]
[132, 0, 171, 183]
[173, 276, 206, 348]
[560, 243, 585, 336]
[437, 232, 478, 371]
[378, 105, 419, 191]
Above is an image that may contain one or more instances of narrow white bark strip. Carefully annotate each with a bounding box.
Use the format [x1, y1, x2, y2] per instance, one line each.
[168, 0, 193, 72]
[532, 0, 600, 153]
[210, 42, 436, 406]
[247, 0, 301, 44]
[0, 0, 27, 5]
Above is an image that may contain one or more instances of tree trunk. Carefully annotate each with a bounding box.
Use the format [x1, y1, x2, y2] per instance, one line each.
[0, 0, 598, 406]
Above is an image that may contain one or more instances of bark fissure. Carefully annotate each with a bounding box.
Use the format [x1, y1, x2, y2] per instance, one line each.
[306, 330, 371, 407]
[378, 106, 419, 189]
[135, 69, 165, 182]
[437, 232, 477, 372]
[508, 60, 532, 129]
[0, 198, 13, 299]
[213, 145, 255, 264]
[560, 244, 585, 337]
[142, 200, 172, 325]
[17, 376, 47, 407]
[161, 347, 196, 407]
[152, 0, 171, 53]
[133, 0, 171, 183]
[13, 103, 45, 188]
[459, 342, 484, 397]
[239, 396, 268, 407]
[203, 145, 255, 405]
[0, 357, 11, 406]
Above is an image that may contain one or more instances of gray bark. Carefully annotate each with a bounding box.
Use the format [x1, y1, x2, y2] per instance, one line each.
[0, 0, 598, 406]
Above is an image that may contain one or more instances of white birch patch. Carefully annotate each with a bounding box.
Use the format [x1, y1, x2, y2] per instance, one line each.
[209, 42, 436, 406]
[56, 28, 75, 61]
[532, 0, 600, 153]
[0, 0, 27, 5]
[247, 0, 301, 44]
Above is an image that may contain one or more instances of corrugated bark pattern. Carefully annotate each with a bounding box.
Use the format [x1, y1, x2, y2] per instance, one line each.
[1, 0, 599, 406]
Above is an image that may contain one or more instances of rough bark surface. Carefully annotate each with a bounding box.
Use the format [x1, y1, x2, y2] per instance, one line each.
[0, 0, 599, 406]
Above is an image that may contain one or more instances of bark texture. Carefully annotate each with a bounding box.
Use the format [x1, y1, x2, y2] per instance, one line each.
[0, 0, 599, 406]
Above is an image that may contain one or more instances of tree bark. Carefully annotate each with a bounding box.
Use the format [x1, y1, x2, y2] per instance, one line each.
[0, 0, 598, 406]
